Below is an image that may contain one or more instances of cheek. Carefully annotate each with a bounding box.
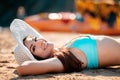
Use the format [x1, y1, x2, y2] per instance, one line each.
[34, 45, 53, 59]
[35, 48, 44, 57]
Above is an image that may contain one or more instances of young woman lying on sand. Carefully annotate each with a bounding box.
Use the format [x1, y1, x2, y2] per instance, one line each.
[10, 19, 120, 76]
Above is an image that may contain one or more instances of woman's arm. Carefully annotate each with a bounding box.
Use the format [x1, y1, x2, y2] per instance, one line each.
[17, 57, 64, 76]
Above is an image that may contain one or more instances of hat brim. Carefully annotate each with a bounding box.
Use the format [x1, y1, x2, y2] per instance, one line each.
[14, 45, 32, 65]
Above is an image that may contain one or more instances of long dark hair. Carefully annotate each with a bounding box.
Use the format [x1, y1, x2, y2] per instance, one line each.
[55, 48, 84, 72]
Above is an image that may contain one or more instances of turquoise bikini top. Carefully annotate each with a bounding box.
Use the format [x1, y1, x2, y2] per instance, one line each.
[65, 36, 99, 69]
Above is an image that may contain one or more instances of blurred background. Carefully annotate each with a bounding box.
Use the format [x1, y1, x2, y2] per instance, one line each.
[0, 0, 75, 27]
[0, 0, 120, 35]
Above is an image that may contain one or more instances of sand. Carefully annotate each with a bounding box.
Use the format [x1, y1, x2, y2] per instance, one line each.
[0, 28, 120, 80]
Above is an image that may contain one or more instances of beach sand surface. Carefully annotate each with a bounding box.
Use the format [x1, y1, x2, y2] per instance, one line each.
[0, 28, 120, 80]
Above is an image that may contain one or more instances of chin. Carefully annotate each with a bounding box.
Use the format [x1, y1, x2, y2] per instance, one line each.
[48, 42, 54, 48]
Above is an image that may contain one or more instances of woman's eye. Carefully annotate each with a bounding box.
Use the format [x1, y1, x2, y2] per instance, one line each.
[35, 37, 37, 42]
[32, 46, 36, 52]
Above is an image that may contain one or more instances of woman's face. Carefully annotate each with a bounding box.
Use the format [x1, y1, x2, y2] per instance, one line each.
[23, 35, 54, 59]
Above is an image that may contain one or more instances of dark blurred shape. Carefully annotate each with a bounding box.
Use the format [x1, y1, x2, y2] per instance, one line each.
[99, 2, 117, 28]
[0, 0, 75, 27]
[107, 11, 116, 28]
[16, 6, 26, 20]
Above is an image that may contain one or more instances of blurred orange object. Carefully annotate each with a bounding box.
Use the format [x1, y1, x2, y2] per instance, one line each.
[25, 12, 120, 35]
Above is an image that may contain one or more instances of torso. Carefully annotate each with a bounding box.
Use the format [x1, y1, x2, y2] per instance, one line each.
[66, 35, 120, 68]
[94, 36, 120, 67]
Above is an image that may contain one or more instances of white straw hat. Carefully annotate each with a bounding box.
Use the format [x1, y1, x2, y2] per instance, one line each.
[10, 19, 44, 65]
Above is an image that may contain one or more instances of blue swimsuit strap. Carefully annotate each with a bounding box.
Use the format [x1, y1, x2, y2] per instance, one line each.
[67, 36, 99, 69]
